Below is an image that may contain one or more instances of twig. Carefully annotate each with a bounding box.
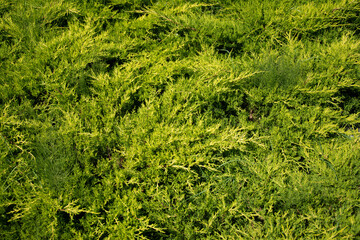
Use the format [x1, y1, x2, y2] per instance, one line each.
[145, 9, 198, 32]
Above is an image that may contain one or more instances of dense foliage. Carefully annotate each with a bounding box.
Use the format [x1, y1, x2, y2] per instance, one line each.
[1, 0, 360, 239]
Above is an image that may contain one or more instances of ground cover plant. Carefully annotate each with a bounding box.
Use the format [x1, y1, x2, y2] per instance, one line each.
[1, 0, 360, 239]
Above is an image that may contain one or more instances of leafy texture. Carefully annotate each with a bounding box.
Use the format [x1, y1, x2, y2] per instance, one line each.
[1, 0, 360, 239]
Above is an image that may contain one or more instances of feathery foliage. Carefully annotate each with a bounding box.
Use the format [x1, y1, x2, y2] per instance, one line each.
[1, 0, 360, 239]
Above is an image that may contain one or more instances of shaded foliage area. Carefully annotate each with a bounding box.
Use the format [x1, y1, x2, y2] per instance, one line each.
[1, 0, 360, 239]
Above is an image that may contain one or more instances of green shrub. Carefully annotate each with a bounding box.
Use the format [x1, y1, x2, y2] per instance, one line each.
[1, 0, 359, 239]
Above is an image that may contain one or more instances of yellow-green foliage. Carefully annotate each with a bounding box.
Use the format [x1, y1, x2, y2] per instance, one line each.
[1, 0, 360, 239]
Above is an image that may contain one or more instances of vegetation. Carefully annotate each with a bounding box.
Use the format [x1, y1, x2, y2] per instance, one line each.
[1, 0, 360, 239]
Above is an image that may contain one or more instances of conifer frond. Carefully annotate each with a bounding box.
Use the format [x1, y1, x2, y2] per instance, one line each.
[1, 0, 359, 239]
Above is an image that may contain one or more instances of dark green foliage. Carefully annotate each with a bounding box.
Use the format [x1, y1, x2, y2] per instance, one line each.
[1, 0, 360, 239]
